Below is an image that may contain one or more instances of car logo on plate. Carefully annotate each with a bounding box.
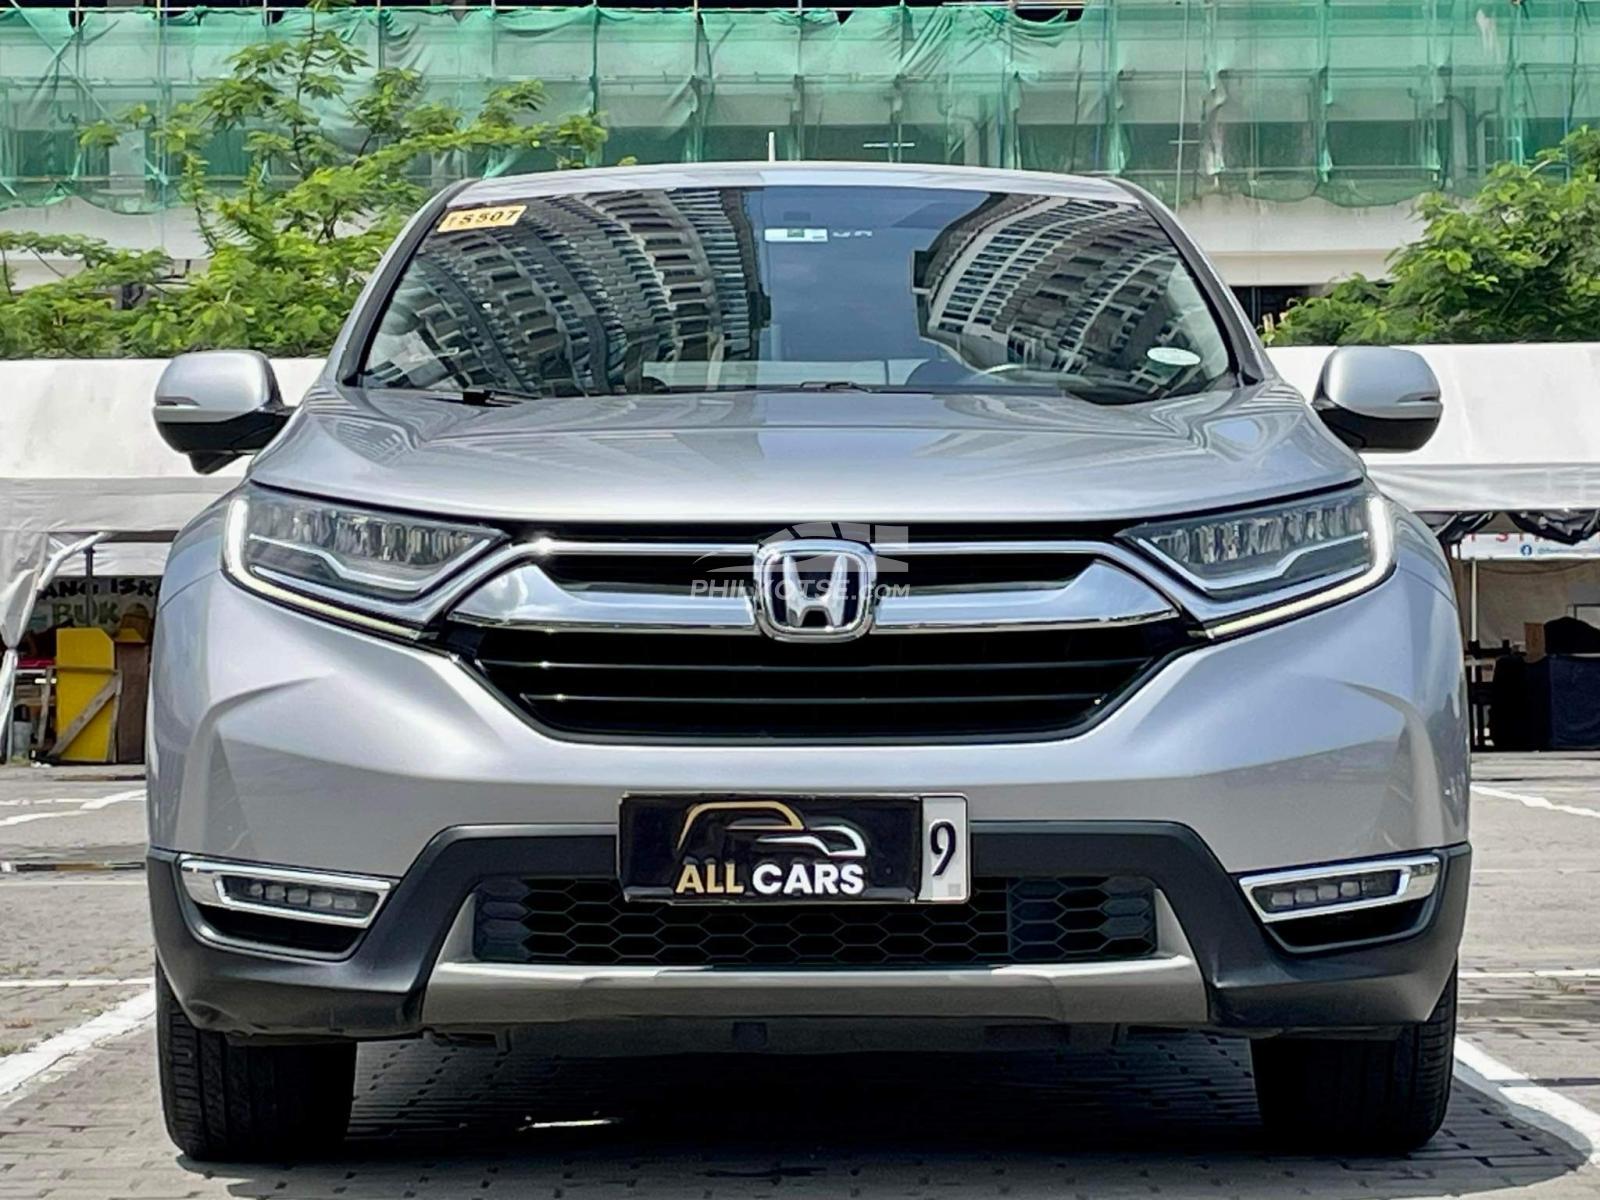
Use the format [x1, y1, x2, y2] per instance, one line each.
[752, 538, 877, 641]
[671, 799, 869, 898]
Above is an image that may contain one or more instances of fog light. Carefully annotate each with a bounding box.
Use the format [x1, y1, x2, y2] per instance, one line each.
[1239, 855, 1440, 924]
[179, 857, 393, 928]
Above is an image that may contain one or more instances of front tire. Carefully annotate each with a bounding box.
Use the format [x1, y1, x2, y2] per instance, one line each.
[1251, 971, 1456, 1153]
[157, 965, 356, 1161]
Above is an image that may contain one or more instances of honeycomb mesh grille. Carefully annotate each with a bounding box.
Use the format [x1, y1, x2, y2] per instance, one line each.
[472, 876, 1157, 968]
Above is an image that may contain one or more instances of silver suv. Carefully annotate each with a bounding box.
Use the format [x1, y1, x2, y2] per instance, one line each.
[148, 163, 1468, 1161]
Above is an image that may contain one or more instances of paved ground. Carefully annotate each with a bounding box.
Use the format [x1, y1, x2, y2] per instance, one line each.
[0, 757, 1597, 1198]
[0, 766, 145, 869]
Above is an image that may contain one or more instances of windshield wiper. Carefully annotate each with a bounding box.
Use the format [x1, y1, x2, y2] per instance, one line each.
[794, 380, 879, 392]
[646, 382, 885, 395]
[442, 385, 548, 406]
[364, 383, 553, 407]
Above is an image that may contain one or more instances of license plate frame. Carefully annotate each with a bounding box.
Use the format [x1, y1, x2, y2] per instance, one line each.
[618, 793, 969, 905]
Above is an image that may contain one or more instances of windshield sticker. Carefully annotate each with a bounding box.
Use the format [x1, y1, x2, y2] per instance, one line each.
[437, 204, 527, 233]
[764, 227, 829, 243]
[1146, 346, 1202, 367]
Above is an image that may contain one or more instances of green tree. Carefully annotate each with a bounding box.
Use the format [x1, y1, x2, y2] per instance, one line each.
[0, 0, 610, 359]
[1266, 128, 1600, 346]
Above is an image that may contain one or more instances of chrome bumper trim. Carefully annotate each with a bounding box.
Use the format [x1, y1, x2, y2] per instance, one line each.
[1238, 853, 1441, 925]
[177, 855, 394, 929]
[419, 892, 1209, 1027]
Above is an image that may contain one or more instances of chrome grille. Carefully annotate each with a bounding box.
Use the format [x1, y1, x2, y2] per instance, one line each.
[447, 623, 1187, 740]
[440, 537, 1193, 741]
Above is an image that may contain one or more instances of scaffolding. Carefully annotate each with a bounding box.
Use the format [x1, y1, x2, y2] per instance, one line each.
[0, 0, 1595, 214]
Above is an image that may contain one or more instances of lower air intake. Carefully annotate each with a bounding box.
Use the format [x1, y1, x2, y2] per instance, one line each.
[472, 876, 1157, 968]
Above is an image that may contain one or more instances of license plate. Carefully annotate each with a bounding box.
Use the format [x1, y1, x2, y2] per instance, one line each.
[618, 793, 969, 904]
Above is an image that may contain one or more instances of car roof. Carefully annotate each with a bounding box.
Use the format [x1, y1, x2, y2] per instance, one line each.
[452, 160, 1138, 208]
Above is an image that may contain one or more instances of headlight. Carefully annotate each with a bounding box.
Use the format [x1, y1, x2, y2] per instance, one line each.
[1124, 488, 1393, 634]
[224, 488, 503, 628]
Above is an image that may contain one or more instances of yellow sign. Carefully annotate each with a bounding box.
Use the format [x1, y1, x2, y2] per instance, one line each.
[55, 627, 118, 763]
[436, 204, 526, 233]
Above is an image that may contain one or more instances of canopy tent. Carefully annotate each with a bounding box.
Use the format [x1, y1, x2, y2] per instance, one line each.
[1274, 343, 1600, 657]
[1270, 343, 1600, 523]
[0, 359, 320, 754]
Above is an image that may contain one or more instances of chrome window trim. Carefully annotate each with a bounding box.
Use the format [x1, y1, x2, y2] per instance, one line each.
[178, 855, 395, 929]
[1238, 853, 1441, 925]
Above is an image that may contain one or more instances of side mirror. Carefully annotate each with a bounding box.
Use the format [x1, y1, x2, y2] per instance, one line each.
[153, 350, 291, 474]
[1311, 346, 1442, 452]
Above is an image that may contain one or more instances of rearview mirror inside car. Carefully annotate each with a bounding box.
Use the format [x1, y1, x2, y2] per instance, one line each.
[1312, 345, 1442, 453]
[153, 350, 290, 474]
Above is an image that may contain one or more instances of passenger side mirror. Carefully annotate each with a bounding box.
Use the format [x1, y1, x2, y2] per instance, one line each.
[153, 350, 291, 474]
[1311, 346, 1442, 453]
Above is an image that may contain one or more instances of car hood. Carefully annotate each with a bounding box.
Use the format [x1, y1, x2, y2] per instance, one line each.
[249, 383, 1364, 525]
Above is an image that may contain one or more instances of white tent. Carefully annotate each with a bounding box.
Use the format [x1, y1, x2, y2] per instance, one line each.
[1270, 343, 1600, 516]
[0, 359, 320, 745]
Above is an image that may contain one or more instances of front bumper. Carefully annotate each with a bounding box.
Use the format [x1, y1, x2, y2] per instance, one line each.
[149, 552, 1469, 880]
[151, 825, 1470, 1043]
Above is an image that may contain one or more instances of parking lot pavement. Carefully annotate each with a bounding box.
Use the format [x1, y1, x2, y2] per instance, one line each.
[0, 1026, 1595, 1200]
[0, 773, 145, 869]
[0, 760, 1598, 1198]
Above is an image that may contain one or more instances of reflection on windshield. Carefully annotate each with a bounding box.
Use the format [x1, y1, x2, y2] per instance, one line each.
[362, 184, 1233, 405]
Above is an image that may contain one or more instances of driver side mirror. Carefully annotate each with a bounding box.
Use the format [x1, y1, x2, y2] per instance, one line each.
[1312, 346, 1442, 452]
[153, 350, 291, 474]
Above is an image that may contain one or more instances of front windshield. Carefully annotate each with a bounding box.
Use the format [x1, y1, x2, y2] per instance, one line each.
[361, 183, 1235, 404]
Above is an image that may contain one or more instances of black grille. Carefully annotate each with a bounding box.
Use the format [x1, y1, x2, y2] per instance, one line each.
[444, 622, 1189, 741]
[472, 876, 1157, 968]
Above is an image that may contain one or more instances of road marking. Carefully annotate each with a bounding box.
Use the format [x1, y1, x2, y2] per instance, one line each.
[1456, 1038, 1600, 1167]
[1473, 783, 1600, 820]
[80, 789, 144, 811]
[1463, 967, 1600, 980]
[0, 978, 149, 988]
[0, 876, 146, 886]
[0, 788, 143, 828]
[0, 988, 154, 1104]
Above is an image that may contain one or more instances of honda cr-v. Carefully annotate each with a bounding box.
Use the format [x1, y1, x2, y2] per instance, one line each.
[148, 162, 1467, 1160]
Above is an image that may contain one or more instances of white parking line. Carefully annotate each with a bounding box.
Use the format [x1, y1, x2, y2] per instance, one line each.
[0, 988, 155, 1104]
[0, 789, 143, 829]
[1473, 783, 1600, 820]
[1455, 1038, 1600, 1167]
[0, 978, 150, 988]
[79, 789, 144, 811]
[0, 877, 146, 887]
[1462, 967, 1600, 980]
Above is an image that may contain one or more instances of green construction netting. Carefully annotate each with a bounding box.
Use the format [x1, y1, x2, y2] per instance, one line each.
[1, 0, 1597, 214]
